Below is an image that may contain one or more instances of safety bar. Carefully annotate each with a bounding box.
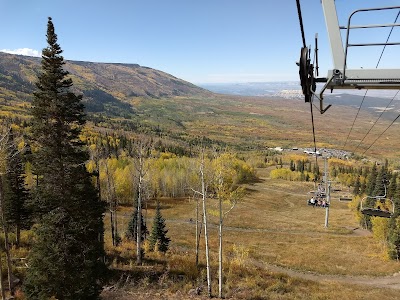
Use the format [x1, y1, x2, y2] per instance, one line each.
[343, 6, 400, 80]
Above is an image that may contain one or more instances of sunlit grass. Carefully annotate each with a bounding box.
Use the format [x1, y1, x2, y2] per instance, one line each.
[100, 166, 400, 298]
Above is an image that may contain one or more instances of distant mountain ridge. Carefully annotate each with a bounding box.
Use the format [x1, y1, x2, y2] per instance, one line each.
[0, 52, 212, 115]
[200, 82, 400, 120]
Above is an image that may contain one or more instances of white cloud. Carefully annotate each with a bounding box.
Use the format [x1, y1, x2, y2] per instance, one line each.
[0, 48, 41, 57]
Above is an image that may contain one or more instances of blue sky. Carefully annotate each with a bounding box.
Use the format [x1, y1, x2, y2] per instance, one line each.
[0, 0, 399, 84]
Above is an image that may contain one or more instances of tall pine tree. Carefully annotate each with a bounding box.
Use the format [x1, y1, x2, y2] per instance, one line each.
[24, 17, 106, 300]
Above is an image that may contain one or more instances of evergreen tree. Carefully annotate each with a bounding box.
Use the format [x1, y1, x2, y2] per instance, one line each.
[360, 178, 367, 195]
[126, 208, 148, 242]
[373, 166, 386, 197]
[366, 164, 377, 196]
[289, 160, 295, 171]
[148, 202, 170, 253]
[331, 166, 337, 178]
[387, 217, 400, 260]
[353, 176, 361, 196]
[388, 173, 397, 200]
[3, 129, 31, 246]
[394, 181, 400, 204]
[24, 18, 106, 300]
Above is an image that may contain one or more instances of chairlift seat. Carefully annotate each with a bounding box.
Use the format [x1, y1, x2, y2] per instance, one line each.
[361, 208, 392, 218]
[339, 197, 352, 202]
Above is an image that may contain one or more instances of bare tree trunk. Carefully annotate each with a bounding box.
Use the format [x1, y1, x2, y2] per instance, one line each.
[136, 179, 142, 265]
[136, 146, 145, 265]
[195, 195, 203, 268]
[200, 157, 212, 298]
[16, 225, 20, 247]
[110, 205, 115, 246]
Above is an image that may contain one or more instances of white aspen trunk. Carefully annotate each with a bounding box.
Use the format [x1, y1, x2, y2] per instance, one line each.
[217, 167, 224, 299]
[136, 151, 144, 265]
[136, 180, 142, 265]
[201, 159, 212, 298]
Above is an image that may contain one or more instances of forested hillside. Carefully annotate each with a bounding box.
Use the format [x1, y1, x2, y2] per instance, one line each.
[0, 51, 211, 116]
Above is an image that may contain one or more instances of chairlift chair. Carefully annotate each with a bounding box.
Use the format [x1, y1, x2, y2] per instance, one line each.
[360, 183, 394, 218]
[339, 196, 352, 202]
[360, 197, 394, 218]
[297, 0, 400, 113]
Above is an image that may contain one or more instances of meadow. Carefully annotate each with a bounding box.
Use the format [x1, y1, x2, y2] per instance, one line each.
[101, 166, 400, 299]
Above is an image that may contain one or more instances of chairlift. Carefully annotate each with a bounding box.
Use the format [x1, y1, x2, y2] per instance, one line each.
[296, 0, 400, 114]
[339, 196, 352, 202]
[360, 197, 394, 218]
[330, 181, 342, 192]
[360, 184, 394, 218]
[307, 197, 329, 207]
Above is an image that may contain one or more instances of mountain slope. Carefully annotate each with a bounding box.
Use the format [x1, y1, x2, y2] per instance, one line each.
[0, 52, 211, 115]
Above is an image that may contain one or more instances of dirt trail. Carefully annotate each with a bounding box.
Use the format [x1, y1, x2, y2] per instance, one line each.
[254, 260, 400, 290]
[252, 175, 400, 290]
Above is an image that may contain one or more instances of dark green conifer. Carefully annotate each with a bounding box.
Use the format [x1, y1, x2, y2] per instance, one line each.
[126, 209, 148, 242]
[366, 164, 377, 196]
[289, 160, 295, 171]
[353, 176, 361, 196]
[3, 129, 31, 246]
[360, 178, 367, 195]
[24, 17, 106, 300]
[148, 202, 170, 253]
[373, 166, 387, 197]
[388, 173, 397, 200]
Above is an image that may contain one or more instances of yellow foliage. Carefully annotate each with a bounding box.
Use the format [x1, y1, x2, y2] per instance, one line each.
[86, 160, 97, 174]
[226, 244, 250, 268]
[285, 154, 309, 162]
[329, 157, 354, 168]
[17, 140, 25, 151]
[270, 168, 312, 181]
[371, 217, 389, 243]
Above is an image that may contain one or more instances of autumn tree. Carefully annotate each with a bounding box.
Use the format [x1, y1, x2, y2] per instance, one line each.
[213, 152, 245, 298]
[24, 18, 106, 299]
